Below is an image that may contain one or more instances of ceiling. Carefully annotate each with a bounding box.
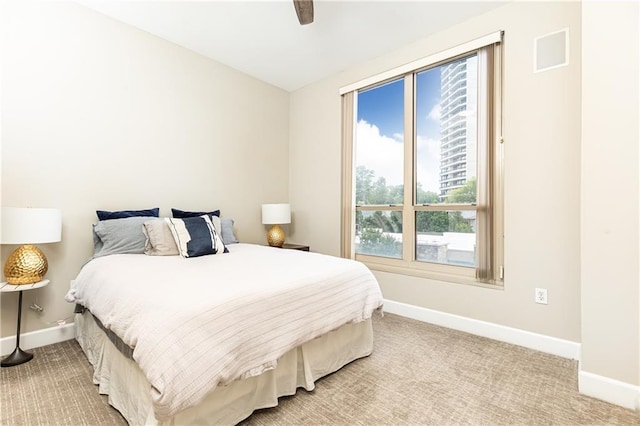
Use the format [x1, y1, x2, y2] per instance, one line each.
[78, 1, 506, 92]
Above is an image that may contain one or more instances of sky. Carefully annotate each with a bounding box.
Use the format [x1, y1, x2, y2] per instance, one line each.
[356, 67, 443, 194]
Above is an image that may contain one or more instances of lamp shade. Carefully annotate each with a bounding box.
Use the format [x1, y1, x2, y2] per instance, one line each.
[261, 204, 291, 225]
[0, 207, 62, 244]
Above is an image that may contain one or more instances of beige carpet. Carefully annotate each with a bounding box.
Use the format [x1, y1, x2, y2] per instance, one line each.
[1, 313, 638, 425]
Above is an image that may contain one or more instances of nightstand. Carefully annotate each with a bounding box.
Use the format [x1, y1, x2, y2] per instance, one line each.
[279, 243, 310, 252]
[1, 279, 50, 367]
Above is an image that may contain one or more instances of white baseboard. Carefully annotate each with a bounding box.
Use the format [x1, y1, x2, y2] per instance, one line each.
[579, 370, 640, 410]
[383, 299, 581, 360]
[1, 323, 75, 356]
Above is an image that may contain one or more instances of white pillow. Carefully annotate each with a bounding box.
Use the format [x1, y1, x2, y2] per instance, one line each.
[142, 219, 179, 256]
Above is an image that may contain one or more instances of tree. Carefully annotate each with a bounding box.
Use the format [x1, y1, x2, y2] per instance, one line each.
[356, 166, 403, 236]
[355, 166, 375, 205]
[416, 183, 439, 205]
[358, 210, 402, 234]
[447, 177, 476, 203]
[415, 211, 472, 234]
[445, 178, 475, 233]
[449, 212, 473, 233]
[356, 165, 403, 205]
[416, 211, 450, 233]
[358, 227, 401, 257]
[356, 166, 473, 237]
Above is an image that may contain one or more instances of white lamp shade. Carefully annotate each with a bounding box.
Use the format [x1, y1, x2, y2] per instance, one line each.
[261, 204, 291, 225]
[0, 207, 62, 244]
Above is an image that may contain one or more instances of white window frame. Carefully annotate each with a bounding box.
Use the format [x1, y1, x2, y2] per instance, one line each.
[341, 32, 504, 286]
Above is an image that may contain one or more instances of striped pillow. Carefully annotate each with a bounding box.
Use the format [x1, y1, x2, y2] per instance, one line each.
[165, 215, 227, 258]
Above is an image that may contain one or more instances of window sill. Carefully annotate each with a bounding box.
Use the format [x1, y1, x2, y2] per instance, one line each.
[358, 257, 503, 289]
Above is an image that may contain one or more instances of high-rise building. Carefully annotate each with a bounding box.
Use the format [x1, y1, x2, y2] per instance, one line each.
[438, 56, 477, 201]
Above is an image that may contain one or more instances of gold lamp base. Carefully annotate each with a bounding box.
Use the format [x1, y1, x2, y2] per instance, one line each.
[267, 224, 286, 248]
[4, 245, 48, 285]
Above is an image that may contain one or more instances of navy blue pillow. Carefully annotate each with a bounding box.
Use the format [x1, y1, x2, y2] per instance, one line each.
[166, 216, 228, 257]
[171, 208, 220, 218]
[97, 208, 159, 221]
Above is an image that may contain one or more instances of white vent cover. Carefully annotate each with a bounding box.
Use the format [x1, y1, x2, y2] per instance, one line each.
[534, 28, 569, 73]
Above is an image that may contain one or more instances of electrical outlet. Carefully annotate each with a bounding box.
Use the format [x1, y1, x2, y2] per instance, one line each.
[535, 288, 548, 304]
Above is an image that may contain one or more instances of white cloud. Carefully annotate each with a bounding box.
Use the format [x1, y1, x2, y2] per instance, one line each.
[355, 120, 403, 186]
[356, 119, 441, 192]
[428, 104, 441, 121]
[416, 135, 441, 194]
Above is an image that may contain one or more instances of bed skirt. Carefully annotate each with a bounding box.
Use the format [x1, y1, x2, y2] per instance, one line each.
[75, 311, 374, 425]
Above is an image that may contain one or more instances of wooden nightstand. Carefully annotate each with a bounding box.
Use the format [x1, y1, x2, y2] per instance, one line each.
[280, 243, 310, 252]
[1, 279, 50, 367]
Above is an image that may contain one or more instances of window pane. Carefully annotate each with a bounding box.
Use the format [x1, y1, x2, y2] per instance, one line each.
[355, 210, 403, 259]
[415, 210, 476, 267]
[355, 79, 404, 205]
[416, 55, 478, 204]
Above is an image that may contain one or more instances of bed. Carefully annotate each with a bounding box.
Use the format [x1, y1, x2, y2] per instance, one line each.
[66, 238, 383, 425]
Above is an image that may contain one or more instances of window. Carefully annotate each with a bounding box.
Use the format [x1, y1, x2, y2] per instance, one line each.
[341, 32, 504, 285]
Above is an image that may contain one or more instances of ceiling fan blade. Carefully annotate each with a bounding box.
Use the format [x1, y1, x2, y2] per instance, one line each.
[293, 0, 314, 25]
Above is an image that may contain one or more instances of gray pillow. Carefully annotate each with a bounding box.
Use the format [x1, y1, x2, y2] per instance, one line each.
[93, 216, 152, 258]
[210, 215, 222, 240]
[221, 218, 239, 245]
[142, 219, 179, 256]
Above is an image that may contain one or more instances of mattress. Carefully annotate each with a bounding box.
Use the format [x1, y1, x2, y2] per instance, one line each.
[76, 310, 375, 425]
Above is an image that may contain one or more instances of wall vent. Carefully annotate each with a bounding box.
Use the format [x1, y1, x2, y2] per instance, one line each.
[534, 28, 569, 73]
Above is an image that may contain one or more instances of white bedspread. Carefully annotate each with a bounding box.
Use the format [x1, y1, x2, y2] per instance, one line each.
[66, 244, 383, 420]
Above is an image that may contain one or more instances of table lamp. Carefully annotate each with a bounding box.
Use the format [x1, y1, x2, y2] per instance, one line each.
[1, 207, 62, 284]
[261, 203, 291, 247]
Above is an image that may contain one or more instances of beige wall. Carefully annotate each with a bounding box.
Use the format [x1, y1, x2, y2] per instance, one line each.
[290, 1, 582, 342]
[1, 2, 290, 336]
[581, 2, 639, 385]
